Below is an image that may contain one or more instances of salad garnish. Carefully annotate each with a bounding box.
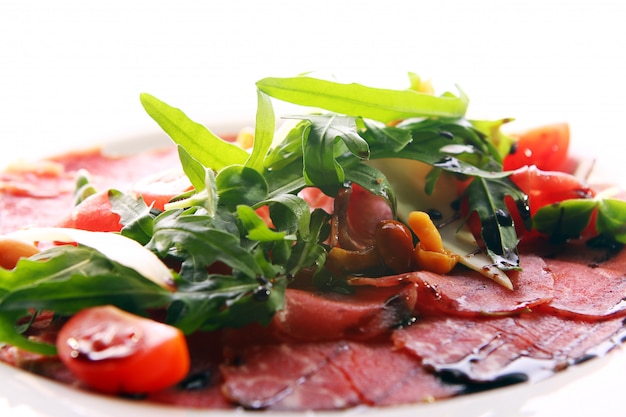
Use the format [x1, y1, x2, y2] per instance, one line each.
[1, 73, 621, 356]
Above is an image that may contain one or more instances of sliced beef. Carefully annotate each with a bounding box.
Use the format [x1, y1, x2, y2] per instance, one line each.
[393, 314, 626, 383]
[351, 255, 554, 317]
[538, 258, 626, 319]
[520, 239, 626, 319]
[220, 341, 461, 410]
[330, 184, 393, 250]
[50, 146, 181, 192]
[0, 147, 180, 234]
[268, 285, 418, 342]
[147, 331, 232, 409]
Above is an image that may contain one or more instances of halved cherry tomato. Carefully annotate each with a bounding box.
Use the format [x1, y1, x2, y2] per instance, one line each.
[56, 305, 190, 395]
[56, 191, 122, 232]
[509, 165, 594, 215]
[298, 186, 335, 214]
[131, 168, 193, 211]
[503, 123, 570, 172]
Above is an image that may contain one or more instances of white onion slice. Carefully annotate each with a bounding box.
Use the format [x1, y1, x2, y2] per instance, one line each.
[6, 227, 175, 291]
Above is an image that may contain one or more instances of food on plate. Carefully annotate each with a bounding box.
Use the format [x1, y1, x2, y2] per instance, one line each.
[1, 73, 626, 411]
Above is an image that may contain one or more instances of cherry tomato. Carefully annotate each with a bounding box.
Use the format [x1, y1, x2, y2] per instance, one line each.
[503, 123, 570, 172]
[56, 191, 122, 232]
[56, 305, 190, 395]
[298, 186, 335, 213]
[131, 168, 193, 211]
[509, 165, 594, 215]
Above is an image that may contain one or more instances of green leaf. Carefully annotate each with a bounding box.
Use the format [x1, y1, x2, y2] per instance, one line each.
[168, 274, 287, 333]
[343, 162, 395, 209]
[263, 120, 309, 171]
[0, 311, 57, 355]
[140, 93, 249, 170]
[245, 90, 275, 172]
[177, 145, 207, 191]
[256, 75, 469, 122]
[293, 114, 370, 160]
[370, 119, 507, 179]
[265, 193, 312, 236]
[470, 118, 516, 160]
[597, 199, 626, 243]
[361, 119, 413, 153]
[215, 165, 268, 210]
[1, 246, 171, 313]
[285, 208, 330, 276]
[109, 190, 154, 245]
[148, 210, 262, 280]
[301, 118, 345, 196]
[237, 205, 287, 242]
[0, 246, 173, 353]
[533, 199, 597, 242]
[464, 176, 527, 269]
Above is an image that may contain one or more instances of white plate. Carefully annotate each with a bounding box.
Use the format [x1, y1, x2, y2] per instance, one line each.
[2, 129, 626, 417]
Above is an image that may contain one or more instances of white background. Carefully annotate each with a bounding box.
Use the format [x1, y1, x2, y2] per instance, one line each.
[1, 1, 625, 167]
[1, 2, 626, 416]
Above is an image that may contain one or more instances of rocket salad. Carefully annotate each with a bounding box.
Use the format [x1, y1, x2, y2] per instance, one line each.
[1, 73, 626, 383]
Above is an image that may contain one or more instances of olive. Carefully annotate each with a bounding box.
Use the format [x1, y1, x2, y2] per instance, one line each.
[375, 220, 415, 274]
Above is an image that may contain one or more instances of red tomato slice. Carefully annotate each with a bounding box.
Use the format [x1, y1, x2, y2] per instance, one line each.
[298, 186, 335, 213]
[509, 165, 594, 216]
[56, 191, 122, 232]
[57, 305, 190, 395]
[503, 123, 570, 172]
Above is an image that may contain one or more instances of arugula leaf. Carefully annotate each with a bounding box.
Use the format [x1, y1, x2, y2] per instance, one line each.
[0, 246, 173, 353]
[0, 311, 57, 355]
[597, 199, 626, 242]
[245, 90, 275, 172]
[294, 114, 370, 160]
[533, 199, 596, 242]
[147, 209, 262, 282]
[470, 118, 516, 160]
[300, 117, 346, 196]
[215, 165, 268, 210]
[140, 93, 249, 170]
[463, 176, 527, 269]
[534, 197, 626, 243]
[109, 190, 154, 245]
[237, 205, 288, 242]
[177, 145, 207, 191]
[256, 75, 469, 122]
[168, 274, 287, 333]
[264, 193, 312, 236]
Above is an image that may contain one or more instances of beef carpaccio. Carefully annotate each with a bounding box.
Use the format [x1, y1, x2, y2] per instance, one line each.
[1, 143, 626, 412]
[3, 75, 626, 412]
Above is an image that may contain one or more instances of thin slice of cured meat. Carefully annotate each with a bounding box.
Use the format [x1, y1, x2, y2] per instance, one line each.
[522, 239, 626, 319]
[330, 184, 393, 250]
[0, 147, 180, 234]
[392, 314, 626, 384]
[147, 331, 233, 409]
[220, 341, 462, 410]
[268, 285, 418, 342]
[351, 254, 554, 317]
[538, 258, 626, 319]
